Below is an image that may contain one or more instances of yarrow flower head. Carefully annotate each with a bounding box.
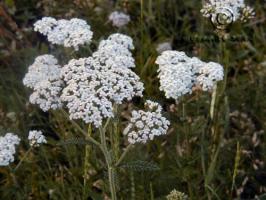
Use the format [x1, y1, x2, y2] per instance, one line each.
[23, 55, 63, 111]
[92, 34, 144, 103]
[93, 43, 134, 68]
[201, 0, 255, 29]
[98, 33, 134, 51]
[34, 17, 93, 50]
[0, 133, 20, 166]
[61, 57, 143, 127]
[28, 130, 47, 147]
[156, 42, 172, 54]
[196, 61, 224, 91]
[166, 189, 188, 200]
[156, 51, 197, 99]
[156, 50, 224, 100]
[61, 57, 114, 127]
[61, 33, 144, 127]
[33, 17, 57, 35]
[108, 11, 130, 28]
[95, 33, 135, 69]
[123, 100, 170, 144]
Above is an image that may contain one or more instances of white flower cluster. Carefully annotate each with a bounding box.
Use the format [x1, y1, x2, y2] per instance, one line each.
[0, 133, 20, 166]
[201, 0, 255, 29]
[61, 57, 114, 127]
[94, 33, 135, 69]
[93, 34, 144, 103]
[123, 100, 170, 144]
[166, 189, 188, 200]
[34, 17, 93, 50]
[23, 55, 63, 111]
[98, 33, 134, 51]
[196, 62, 224, 91]
[28, 130, 47, 147]
[108, 11, 130, 28]
[156, 50, 224, 99]
[61, 33, 144, 127]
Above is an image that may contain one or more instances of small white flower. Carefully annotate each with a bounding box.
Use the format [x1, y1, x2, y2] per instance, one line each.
[28, 130, 47, 147]
[240, 6, 255, 22]
[166, 189, 188, 200]
[123, 100, 170, 144]
[23, 55, 63, 111]
[108, 11, 130, 27]
[34, 17, 93, 50]
[156, 42, 172, 54]
[0, 133, 20, 166]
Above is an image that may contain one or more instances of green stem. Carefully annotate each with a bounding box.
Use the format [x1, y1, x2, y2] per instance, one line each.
[210, 83, 217, 120]
[60, 109, 101, 147]
[182, 101, 190, 155]
[113, 104, 120, 162]
[8, 166, 18, 186]
[83, 124, 92, 199]
[14, 147, 33, 171]
[150, 182, 154, 200]
[200, 129, 206, 177]
[231, 142, 240, 192]
[130, 171, 135, 200]
[140, 0, 144, 65]
[115, 144, 133, 167]
[99, 126, 117, 200]
[205, 35, 227, 199]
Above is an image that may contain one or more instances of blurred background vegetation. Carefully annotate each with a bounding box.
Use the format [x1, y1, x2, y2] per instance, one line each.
[0, 0, 265, 199]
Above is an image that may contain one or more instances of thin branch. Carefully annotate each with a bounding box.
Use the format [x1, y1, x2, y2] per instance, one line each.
[14, 147, 32, 171]
[115, 144, 133, 167]
[60, 109, 101, 147]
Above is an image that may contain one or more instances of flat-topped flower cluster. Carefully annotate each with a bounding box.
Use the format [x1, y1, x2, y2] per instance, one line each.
[123, 100, 170, 144]
[108, 11, 130, 28]
[28, 130, 47, 147]
[61, 33, 143, 127]
[0, 133, 20, 166]
[34, 17, 93, 50]
[156, 51, 224, 100]
[25, 20, 145, 128]
[23, 54, 63, 111]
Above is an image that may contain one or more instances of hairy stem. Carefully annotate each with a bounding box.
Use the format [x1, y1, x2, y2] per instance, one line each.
[60, 109, 101, 147]
[206, 36, 227, 199]
[14, 146, 33, 171]
[83, 124, 92, 198]
[99, 126, 117, 200]
[115, 144, 133, 167]
[130, 171, 135, 200]
[113, 104, 120, 162]
[210, 84, 217, 121]
[140, 0, 144, 65]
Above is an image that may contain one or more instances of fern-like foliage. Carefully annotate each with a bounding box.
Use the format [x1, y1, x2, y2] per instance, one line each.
[58, 137, 94, 146]
[119, 160, 160, 171]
